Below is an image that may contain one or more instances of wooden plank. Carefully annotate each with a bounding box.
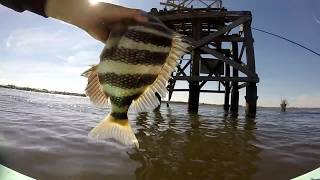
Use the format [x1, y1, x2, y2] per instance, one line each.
[177, 60, 191, 74]
[239, 43, 245, 60]
[213, 35, 245, 42]
[193, 17, 250, 49]
[243, 21, 256, 73]
[179, 33, 244, 42]
[238, 82, 249, 89]
[200, 90, 225, 93]
[171, 89, 225, 93]
[224, 62, 231, 111]
[173, 76, 258, 82]
[188, 18, 202, 112]
[157, 11, 252, 21]
[230, 42, 240, 114]
[171, 89, 192, 91]
[176, 64, 189, 77]
[200, 46, 257, 78]
[243, 21, 258, 117]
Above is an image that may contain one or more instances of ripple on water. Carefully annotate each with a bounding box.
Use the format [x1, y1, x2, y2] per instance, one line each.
[0, 88, 320, 180]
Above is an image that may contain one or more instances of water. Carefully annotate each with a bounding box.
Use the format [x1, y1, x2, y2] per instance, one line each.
[0, 88, 319, 180]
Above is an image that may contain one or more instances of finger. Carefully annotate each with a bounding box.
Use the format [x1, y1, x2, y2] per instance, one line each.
[111, 8, 148, 23]
[131, 9, 148, 23]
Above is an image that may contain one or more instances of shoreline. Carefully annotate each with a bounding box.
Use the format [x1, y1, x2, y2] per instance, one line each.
[1, 85, 319, 109]
[0, 85, 86, 97]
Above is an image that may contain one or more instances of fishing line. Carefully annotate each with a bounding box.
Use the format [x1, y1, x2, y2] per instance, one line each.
[252, 27, 320, 58]
[313, 15, 320, 25]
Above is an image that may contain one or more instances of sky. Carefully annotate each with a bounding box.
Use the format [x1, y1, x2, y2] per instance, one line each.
[0, 0, 320, 108]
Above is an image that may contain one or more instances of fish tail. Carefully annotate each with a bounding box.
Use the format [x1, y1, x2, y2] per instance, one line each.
[89, 114, 139, 148]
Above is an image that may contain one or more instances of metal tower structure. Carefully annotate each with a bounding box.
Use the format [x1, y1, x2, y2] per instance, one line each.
[151, 0, 259, 117]
[160, 0, 222, 10]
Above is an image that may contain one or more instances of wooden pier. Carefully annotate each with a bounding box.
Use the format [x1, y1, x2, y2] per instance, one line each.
[151, 0, 259, 117]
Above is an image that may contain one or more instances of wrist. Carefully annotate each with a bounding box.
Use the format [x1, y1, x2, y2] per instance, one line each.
[45, 0, 90, 28]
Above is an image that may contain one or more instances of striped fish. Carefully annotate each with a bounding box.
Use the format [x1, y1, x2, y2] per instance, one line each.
[82, 13, 189, 148]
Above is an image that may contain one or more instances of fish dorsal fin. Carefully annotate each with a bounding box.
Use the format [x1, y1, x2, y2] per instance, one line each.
[130, 33, 190, 112]
[82, 65, 109, 106]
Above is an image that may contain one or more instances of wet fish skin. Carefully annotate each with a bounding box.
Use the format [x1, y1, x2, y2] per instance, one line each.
[82, 14, 189, 148]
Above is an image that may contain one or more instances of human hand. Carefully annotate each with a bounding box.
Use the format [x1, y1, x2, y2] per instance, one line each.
[45, 0, 148, 43]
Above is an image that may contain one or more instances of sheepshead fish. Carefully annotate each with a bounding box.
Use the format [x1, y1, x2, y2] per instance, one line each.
[82, 14, 189, 148]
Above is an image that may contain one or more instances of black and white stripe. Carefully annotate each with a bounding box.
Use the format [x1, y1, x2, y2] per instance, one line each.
[99, 73, 157, 89]
[124, 30, 172, 47]
[101, 48, 169, 65]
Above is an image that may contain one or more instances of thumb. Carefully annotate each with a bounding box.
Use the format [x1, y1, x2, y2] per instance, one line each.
[114, 8, 148, 23]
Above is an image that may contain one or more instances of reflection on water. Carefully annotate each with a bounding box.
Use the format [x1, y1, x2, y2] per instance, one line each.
[0, 88, 320, 180]
[130, 108, 260, 180]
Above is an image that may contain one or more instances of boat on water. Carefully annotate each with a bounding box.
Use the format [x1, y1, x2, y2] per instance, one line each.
[281, 99, 288, 112]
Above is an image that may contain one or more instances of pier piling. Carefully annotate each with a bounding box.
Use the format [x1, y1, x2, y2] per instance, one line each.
[153, 1, 259, 117]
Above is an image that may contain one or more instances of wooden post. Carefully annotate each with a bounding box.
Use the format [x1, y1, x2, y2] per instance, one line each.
[153, 8, 258, 115]
[188, 19, 201, 113]
[243, 20, 258, 117]
[224, 63, 230, 112]
[230, 41, 239, 115]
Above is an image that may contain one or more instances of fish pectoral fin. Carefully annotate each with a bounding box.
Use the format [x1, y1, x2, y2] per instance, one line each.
[89, 114, 139, 148]
[82, 65, 109, 106]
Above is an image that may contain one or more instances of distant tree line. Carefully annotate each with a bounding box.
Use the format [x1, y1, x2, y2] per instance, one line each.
[0, 84, 86, 97]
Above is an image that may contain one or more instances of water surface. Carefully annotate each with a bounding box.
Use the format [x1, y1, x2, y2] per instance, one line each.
[0, 88, 319, 180]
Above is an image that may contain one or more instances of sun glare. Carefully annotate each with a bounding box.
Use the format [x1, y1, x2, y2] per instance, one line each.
[89, 0, 98, 5]
[89, 0, 115, 5]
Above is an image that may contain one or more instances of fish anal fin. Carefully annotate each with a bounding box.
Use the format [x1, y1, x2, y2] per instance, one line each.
[82, 65, 109, 106]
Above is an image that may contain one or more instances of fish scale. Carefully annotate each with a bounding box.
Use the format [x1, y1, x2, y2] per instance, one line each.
[99, 73, 157, 89]
[82, 13, 190, 148]
[101, 48, 168, 65]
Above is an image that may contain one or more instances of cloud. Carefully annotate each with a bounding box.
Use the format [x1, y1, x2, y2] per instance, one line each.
[6, 28, 67, 53]
[0, 58, 88, 93]
[5, 27, 101, 56]
[60, 51, 99, 66]
[1, 27, 103, 93]
[257, 94, 320, 108]
[290, 94, 320, 108]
